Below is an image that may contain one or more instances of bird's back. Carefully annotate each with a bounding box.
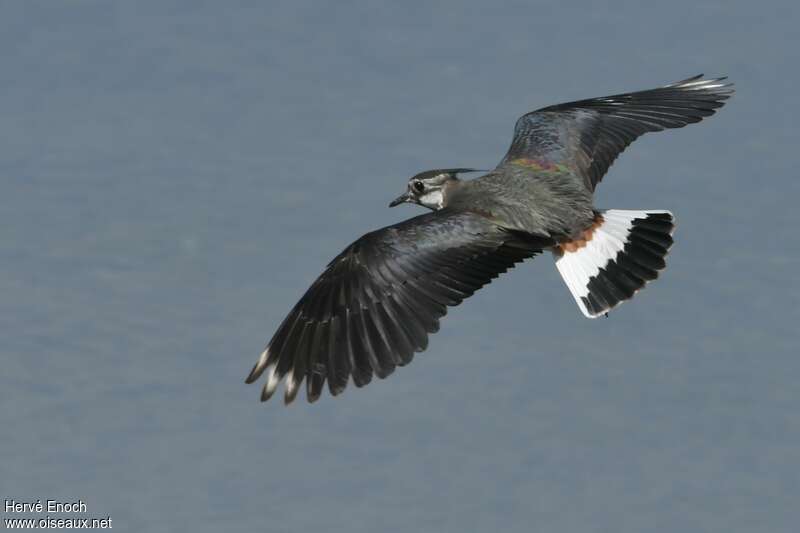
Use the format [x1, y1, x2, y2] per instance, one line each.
[450, 166, 595, 241]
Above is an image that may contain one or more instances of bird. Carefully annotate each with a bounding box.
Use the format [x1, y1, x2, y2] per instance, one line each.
[246, 74, 733, 405]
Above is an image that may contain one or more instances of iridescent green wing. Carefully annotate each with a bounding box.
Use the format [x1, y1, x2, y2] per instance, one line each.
[498, 75, 733, 191]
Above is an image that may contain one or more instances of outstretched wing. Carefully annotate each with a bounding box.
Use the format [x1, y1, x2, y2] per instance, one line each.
[246, 210, 550, 404]
[498, 75, 734, 191]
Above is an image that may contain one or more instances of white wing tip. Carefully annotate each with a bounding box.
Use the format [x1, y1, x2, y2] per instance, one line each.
[260, 363, 281, 401]
[245, 348, 271, 383]
[669, 75, 734, 92]
[283, 370, 300, 405]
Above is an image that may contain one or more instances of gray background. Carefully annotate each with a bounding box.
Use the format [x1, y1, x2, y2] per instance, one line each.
[1, 1, 798, 532]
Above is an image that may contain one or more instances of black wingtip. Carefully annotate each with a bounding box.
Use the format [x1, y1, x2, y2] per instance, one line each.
[260, 383, 276, 402]
[245, 365, 259, 384]
[246, 348, 272, 384]
[307, 392, 321, 404]
[283, 381, 301, 405]
[667, 73, 704, 86]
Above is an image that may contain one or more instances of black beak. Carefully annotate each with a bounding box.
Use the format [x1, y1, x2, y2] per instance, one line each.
[389, 192, 411, 207]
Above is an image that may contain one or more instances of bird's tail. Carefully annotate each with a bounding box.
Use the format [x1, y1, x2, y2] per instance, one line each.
[553, 209, 675, 318]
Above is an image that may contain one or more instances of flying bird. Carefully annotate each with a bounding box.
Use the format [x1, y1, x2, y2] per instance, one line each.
[246, 74, 733, 404]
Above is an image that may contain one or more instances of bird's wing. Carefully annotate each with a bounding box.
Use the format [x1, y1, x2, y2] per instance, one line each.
[246, 209, 551, 404]
[497, 75, 734, 191]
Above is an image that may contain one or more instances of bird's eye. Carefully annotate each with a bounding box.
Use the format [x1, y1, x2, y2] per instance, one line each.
[413, 181, 425, 192]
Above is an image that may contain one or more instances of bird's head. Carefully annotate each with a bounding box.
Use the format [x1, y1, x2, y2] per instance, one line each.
[389, 168, 480, 211]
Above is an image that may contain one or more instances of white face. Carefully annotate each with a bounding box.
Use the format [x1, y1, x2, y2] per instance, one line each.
[409, 173, 449, 210]
[417, 188, 445, 209]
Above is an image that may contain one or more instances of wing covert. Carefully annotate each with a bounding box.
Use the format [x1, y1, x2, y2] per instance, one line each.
[246, 210, 550, 404]
[498, 75, 734, 190]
